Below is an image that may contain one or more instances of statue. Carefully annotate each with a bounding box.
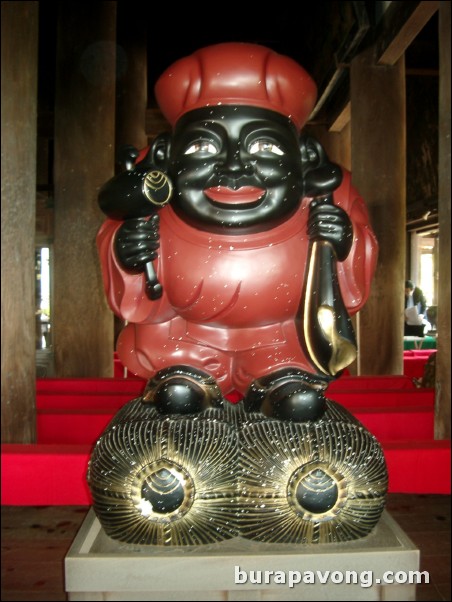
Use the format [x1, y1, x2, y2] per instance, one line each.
[88, 42, 387, 546]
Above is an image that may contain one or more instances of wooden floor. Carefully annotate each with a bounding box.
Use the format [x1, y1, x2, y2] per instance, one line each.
[1, 494, 450, 601]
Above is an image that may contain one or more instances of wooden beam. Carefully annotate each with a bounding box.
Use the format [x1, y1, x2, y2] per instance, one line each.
[309, 2, 369, 123]
[406, 68, 440, 76]
[377, 1, 440, 66]
[329, 102, 351, 133]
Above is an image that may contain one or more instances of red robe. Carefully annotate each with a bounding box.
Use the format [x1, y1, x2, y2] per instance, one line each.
[97, 170, 377, 395]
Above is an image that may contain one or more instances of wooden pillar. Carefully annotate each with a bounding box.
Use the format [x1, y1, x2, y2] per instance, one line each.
[1, 2, 39, 443]
[53, 2, 115, 377]
[116, 7, 148, 151]
[351, 47, 406, 375]
[436, 1, 451, 438]
[112, 8, 148, 348]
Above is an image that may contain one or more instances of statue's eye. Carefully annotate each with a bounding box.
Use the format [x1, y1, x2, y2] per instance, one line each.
[184, 140, 218, 155]
[249, 140, 284, 156]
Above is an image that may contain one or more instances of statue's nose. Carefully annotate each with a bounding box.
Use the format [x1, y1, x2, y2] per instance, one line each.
[216, 150, 253, 177]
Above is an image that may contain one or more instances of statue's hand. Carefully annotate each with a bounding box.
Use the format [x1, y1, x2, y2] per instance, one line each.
[114, 215, 160, 271]
[308, 201, 353, 261]
[117, 144, 140, 171]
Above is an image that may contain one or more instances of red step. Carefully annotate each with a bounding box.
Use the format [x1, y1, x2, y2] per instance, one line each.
[34, 384, 436, 444]
[36, 403, 435, 444]
[328, 375, 416, 390]
[36, 380, 433, 410]
[1, 444, 92, 505]
[2, 439, 450, 505]
[1, 376, 448, 505]
[36, 377, 146, 394]
[384, 440, 451, 494]
[403, 351, 436, 379]
[403, 349, 436, 356]
[37, 409, 114, 444]
[37, 392, 139, 411]
[327, 388, 434, 408]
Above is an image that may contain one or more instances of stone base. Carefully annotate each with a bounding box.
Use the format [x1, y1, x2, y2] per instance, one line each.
[65, 509, 420, 601]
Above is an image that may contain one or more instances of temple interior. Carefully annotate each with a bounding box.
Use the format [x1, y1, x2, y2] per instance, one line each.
[1, 2, 450, 601]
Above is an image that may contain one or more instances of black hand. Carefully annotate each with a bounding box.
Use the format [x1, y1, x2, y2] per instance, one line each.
[308, 201, 353, 261]
[114, 215, 160, 271]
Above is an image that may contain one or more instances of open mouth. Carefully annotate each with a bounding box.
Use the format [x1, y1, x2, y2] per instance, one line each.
[204, 186, 265, 208]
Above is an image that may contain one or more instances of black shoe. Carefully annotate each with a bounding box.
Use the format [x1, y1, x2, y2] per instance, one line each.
[142, 365, 224, 415]
[244, 368, 328, 422]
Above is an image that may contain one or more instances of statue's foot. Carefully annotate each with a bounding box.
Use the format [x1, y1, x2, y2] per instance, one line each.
[142, 365, 224, 415]
[244, 368, 329, 422]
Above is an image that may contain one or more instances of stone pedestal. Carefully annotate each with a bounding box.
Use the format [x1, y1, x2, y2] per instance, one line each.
[65, 509, 420, 601]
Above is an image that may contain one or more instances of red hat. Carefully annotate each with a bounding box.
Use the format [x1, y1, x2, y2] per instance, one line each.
[155, 42, 317, 131]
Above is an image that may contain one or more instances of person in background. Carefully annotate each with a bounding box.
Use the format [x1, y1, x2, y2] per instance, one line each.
[405, 280, 427, 314]
[404, 280, 428, 336]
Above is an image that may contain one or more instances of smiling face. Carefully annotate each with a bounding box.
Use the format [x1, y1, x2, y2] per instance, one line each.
[166, 106, 304, 234]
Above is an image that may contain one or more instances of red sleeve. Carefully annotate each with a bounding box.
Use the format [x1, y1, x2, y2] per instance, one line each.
[96, 218, 175, 324]
[334, 170, 378, 314]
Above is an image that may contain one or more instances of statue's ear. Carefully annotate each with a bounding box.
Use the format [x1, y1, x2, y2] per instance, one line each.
[116, 144, 140, 171]
[148, 133, 171, 171]
[116, 135, 172, 172]
[299, 135, 325, 171]
[299, 135, 342, 197]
